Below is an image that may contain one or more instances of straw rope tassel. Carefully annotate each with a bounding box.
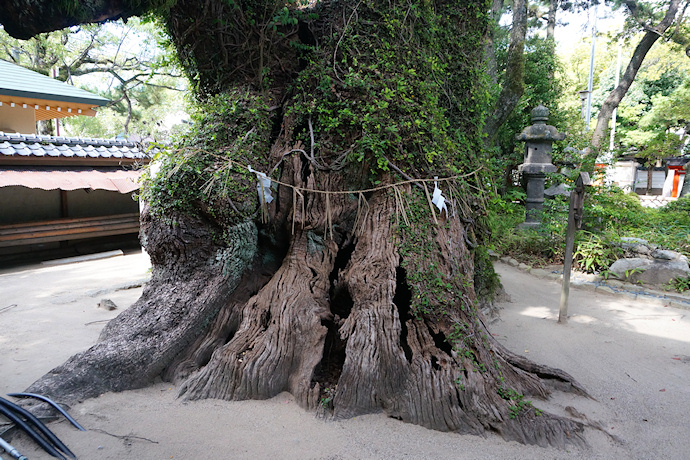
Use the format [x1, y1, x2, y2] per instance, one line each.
[291, 188, 305, 235]
[448, 183, 456, 218]
[394, 186, 400, 227]
[354, 192, 369, 236]
[301, 189, 306, 231]
[400, 186, 410, 226]
[393, 185, 410, 227]
[354, 192, 363, 235]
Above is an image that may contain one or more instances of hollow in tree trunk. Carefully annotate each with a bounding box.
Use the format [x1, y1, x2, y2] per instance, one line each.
[1, 0, 591, 448]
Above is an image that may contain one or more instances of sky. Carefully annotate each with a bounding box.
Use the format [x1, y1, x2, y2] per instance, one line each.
[555, 4, 626, 54]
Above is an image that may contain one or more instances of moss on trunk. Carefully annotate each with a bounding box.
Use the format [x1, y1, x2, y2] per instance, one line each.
[5, 0, 592, 448]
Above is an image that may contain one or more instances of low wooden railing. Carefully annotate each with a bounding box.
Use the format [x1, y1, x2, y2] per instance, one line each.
[0, 213, 140, 247]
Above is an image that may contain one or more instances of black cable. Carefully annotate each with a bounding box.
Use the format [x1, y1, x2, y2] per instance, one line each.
[7, 393, 85, 431]
[0, 404, 65, 460]
[0, 397, 75, 459]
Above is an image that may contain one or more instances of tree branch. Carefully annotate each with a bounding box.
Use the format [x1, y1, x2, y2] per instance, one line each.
[670, 0, 689, 41]
[484, 0, 505, 86]
[0, 0, 153, 40]
[591, 0, 682, 151]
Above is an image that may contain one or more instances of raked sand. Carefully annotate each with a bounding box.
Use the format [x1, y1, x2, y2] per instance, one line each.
[1, 253, 688, 459]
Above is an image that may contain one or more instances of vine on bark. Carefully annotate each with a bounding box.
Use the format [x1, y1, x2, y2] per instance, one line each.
[5, 0, 594, 449]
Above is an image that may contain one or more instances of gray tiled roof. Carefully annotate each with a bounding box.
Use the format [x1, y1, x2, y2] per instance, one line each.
[0, 132, 150, 160]
[0, 59, 109, 106]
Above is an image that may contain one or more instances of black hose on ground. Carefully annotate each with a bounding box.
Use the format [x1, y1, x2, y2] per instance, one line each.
[6, 394, 85, 431]
[0, 397, 75, 459]
[0, 404, 65, 460]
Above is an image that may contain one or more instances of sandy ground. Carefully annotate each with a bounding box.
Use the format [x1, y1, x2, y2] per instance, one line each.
[1, 252, 689, 459]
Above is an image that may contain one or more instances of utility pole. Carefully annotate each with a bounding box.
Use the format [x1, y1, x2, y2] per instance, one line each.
[585, 3, 598, 130]
[609, 35, 623, 151]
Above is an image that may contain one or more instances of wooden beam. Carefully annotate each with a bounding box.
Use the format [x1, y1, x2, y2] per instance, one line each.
[0, 213, 140, 247]
[0, 95, 99, 120]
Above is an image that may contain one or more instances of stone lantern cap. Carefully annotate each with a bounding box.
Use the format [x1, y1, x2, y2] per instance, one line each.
[516, 105, 566, 142]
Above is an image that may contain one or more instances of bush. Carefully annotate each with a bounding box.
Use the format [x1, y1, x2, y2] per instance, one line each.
[487, 183, 690, 271]
[573, 231, 622, 274]
[661, 195, 690, 213]
[582, 186, 645, 232]
[486, 190, 564, 266]
[638, 198, 690, 254]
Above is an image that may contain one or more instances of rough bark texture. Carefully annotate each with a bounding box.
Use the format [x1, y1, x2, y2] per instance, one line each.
[483, 0, 528, 145]
[484, 0, 506, 85]
[591, 0, 682, 151]
[3, 0, 591, 448]
[26, 212, 260, 403]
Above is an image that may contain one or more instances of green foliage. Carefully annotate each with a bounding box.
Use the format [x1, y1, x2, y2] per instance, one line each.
[287, 0, 490, 181]
[491, 37, 565, 190]
[573, 232, 622, 274]
[0, 17, 186, 139]
[582, 186, 645, 231]
[398, 190, 459, 318]
[473, 246, 501, 303]
[631, 133, 683, 169]
[640, 79, 690, 136]
[319, 386, 336, 410]
[583, 35, 690, 159]
[447, 321, 487, 373]
[497, 387, 540, 419]
[665, 275, 690, 293]
[643, 198, 690, 254]
[661, 196, 690, 214]
[65, 83, 186, 139]
[489, 179, 690, 271]
[486, 190, 565, 265]
[141, 90, 272, 225]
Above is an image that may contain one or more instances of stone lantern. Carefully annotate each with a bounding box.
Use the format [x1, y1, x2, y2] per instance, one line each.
[516, 105, 565, 228]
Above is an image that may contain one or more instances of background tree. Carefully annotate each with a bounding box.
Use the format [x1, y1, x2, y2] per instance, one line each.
[483, 0, 529, 146]
[640, 77, 690, 150]
[484, 0, 567, 193]
[561, 21, 690, 188]
[0, 0, 590, 447]
[591, 0, 685, 152]
[0, 18, 185, 138]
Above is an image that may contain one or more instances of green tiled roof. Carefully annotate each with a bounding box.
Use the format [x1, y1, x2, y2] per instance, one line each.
[0, 59, 109, 106]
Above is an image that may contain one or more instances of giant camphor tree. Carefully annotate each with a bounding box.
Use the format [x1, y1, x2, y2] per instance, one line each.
[0, 0, 591, 447]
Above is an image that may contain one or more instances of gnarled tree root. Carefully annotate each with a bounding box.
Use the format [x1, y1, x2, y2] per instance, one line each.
[23, 191, 591, 450]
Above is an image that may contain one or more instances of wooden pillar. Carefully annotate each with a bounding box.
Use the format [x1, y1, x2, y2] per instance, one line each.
[59, 189, 69, 248]
[559, 172, 591, 324]
[60, 190, 69, 218]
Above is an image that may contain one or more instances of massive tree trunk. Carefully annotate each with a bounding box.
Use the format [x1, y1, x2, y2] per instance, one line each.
[591, 0, 682, 151]
[1, 0, 590, 447]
